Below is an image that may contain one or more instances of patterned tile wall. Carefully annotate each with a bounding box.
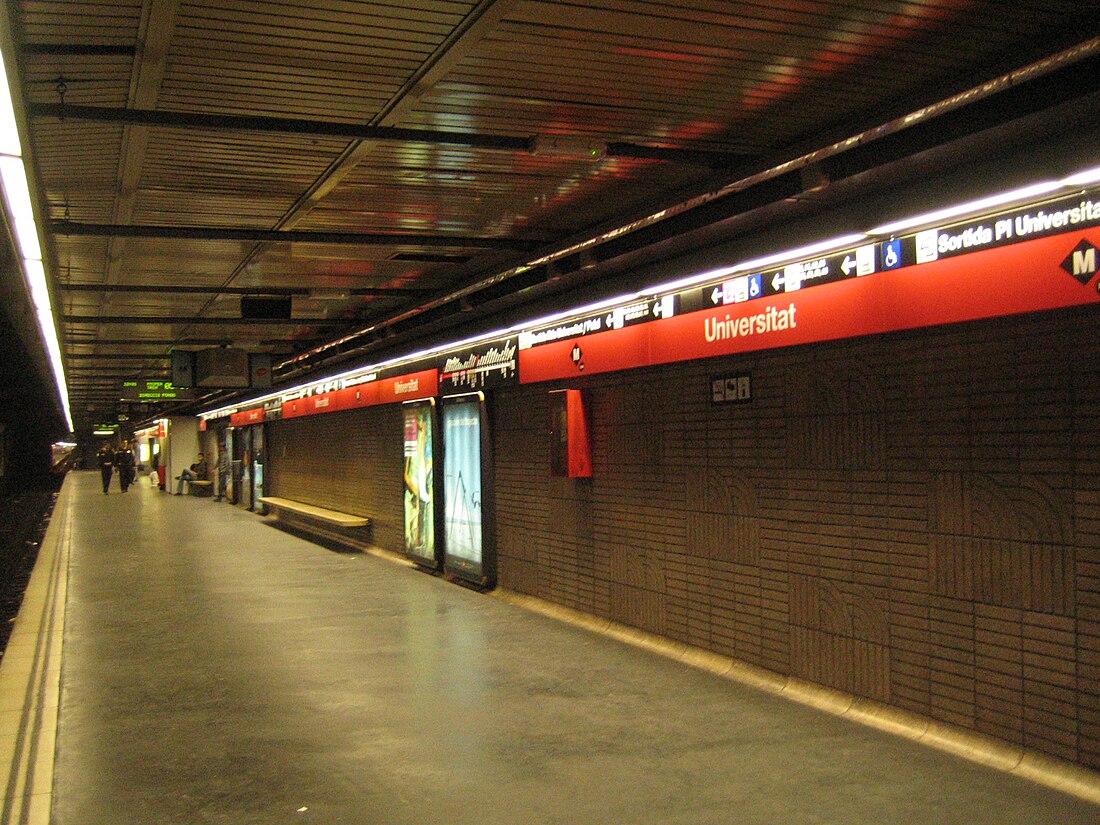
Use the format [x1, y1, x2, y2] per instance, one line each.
[494, 305, 1100, 768]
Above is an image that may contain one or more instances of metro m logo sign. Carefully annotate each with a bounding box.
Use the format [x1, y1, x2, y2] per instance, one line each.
[1061, 239, 1099, 284]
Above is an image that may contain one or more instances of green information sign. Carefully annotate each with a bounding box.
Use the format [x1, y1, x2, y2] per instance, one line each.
[120, 380, 193, 402]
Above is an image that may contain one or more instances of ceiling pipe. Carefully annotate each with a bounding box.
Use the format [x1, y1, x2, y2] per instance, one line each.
[67, 353, 170, 360]
[48, 220, 530, 250]
[58, 283, 429, 297]
[23, 44, 136, 56]
[62, 314, 348, 326]
[276, 34, 1100, 376]
[63, 337, 296, 346]
[29, 103, 534, 151]
[28, 103, 743, 166]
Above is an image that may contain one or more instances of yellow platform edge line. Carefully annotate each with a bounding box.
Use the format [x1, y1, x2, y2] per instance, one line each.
[0, 478, 73, 825]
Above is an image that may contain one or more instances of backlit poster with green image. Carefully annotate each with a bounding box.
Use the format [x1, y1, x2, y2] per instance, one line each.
[403, 401, 435, 562]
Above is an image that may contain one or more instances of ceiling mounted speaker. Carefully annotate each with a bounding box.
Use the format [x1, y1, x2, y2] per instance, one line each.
[170, 350, 195, 387]
[195, 347, 249, 388]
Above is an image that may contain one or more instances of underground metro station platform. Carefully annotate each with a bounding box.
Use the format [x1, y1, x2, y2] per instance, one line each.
[0, 471, 1097, 824]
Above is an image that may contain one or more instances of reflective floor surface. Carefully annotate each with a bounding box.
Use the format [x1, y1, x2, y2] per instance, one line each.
[47, 471, 1100, 824]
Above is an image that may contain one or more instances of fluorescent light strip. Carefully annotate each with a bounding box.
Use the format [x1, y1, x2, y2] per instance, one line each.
[0, 44, 71, 432]
[652, 233, 868, 296]
[0, 156, 41, 260]
[202, 163, 1100, 421]
[869, 180, 1069, 236]
[1062, 165, 1100, 188]
[23, 258, 51, 311]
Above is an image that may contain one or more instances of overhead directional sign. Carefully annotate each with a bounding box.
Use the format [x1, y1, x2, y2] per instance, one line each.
[519, 189, 1100, 384]
[120, 380, 193, 402]
[671, 193, 1100, 321]
[518, 297, 677, 351]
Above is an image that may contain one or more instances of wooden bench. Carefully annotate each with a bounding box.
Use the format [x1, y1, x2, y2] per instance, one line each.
[258, 497, 368, 526]
[258, 496, 372, 551]
[188, 480, 213, 497]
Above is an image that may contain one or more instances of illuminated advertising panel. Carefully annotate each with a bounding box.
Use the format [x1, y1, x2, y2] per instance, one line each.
[403, 401, 437, 567]
[442, 397, 488, 584]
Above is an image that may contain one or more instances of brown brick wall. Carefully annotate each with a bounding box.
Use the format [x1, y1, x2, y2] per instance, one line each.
[493, 305, 1100, 768]
[266, 406, 405, 554]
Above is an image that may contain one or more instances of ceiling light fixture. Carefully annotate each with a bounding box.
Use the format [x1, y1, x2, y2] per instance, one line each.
[0, 40, 71, 431]
[202, 162, 1100, 423]
[868, 181, 1063, 236]
[529, 135, 606, 160]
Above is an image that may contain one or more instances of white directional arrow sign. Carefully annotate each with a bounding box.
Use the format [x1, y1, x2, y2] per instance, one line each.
[771, 272, 784, 291]
[710, 287, 722, 304]
[841, 255, 855, 276]
[651, 295, 674, 319]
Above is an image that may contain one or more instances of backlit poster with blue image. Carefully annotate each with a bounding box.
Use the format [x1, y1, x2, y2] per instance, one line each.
[443, 399, 482, 575]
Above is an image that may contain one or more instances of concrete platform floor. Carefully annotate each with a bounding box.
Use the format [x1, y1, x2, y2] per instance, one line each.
[35, 472, 1100, 823]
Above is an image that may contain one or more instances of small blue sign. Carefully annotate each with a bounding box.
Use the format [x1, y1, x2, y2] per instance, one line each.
[881, 240, 903, 270]
[748, 273, 763, 298]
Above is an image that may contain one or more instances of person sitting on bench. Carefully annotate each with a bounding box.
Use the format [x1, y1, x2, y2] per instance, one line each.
[175, 453, 209, 495]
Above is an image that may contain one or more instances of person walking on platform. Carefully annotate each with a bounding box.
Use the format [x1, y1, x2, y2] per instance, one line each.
[96, 443, 115, 494]
[174, 452, 208, 495]
[114, 440, 137, 493]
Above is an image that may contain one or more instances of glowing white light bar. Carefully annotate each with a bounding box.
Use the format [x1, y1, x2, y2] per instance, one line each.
[649, 265, 741, 297]
[0, 40, 71, 432]
[200, 163, 1100, 423]
[93, 430, 115, 436]
[651, 234, 869, 296]
[0, 50, 20, 157]
[0, 155, 41, 259]
[1062, 165, 1100, 188]
[514, 292, 641, 334]
[23, 257, 50, 311]
[868, 180, 1064, 236]
[733, 234, 870, 275]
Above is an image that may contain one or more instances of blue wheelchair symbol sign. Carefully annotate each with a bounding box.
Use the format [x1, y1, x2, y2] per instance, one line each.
[881, 240, 903, 270]
[748, 273, 762, 298]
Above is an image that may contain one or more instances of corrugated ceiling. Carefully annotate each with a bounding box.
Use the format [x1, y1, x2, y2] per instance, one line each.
[9, 0, 1100, 425]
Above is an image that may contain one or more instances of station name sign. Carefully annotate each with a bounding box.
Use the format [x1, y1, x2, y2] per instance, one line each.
[200, 185, 1100, 419]
[280, 368, 440, 420]
[519, 192, 1100, 383]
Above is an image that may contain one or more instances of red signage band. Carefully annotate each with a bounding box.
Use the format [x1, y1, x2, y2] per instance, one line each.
[280, 369, 439, 419]
[520, 229, 1100, 383]
[230, 407, 265, 426]
[379, 368, 438, 404]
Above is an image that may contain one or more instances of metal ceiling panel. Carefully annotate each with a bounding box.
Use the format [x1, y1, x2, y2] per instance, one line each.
[161, 0, 480, 119]
[8, 0, 1100, 430]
